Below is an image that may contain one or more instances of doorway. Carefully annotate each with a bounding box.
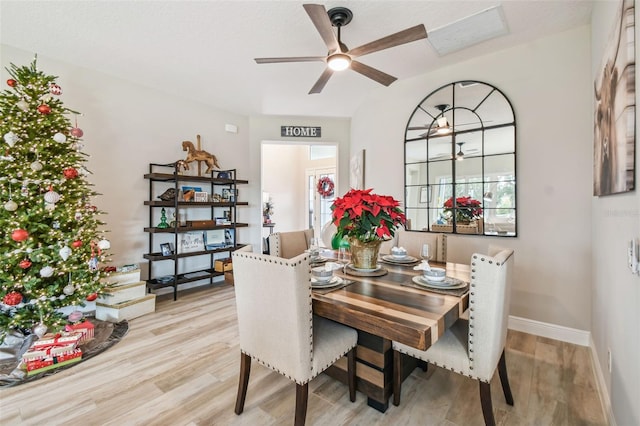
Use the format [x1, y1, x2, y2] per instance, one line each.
[306, 167, 336, 245]
[261, 142, 337, 243]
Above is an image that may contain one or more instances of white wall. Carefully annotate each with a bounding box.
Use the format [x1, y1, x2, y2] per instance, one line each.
[0, 45, 251, 276]
[353, 26, 593, 331]
[590, 2, 640, 425]
[248, 115, 350, 250]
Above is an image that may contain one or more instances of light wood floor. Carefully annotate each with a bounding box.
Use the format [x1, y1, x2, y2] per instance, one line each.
[0, 284, 607, 425]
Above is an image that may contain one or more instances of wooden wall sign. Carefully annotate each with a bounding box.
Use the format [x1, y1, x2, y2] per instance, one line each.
[281, 126, 321, 137]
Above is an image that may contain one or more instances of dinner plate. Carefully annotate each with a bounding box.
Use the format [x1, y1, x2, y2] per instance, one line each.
[311, 276, 343, 288]
[381, 254, 419, 264]
[412, 276, 467, 290]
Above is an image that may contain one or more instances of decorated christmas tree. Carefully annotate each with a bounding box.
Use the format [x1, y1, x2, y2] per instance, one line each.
[0, 58, 111, 340]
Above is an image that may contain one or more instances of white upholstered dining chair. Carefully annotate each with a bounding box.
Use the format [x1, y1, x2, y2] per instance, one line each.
[232, 251, 358, 426]
[267, 229, 314, 258]
[392, 229, 446, 262]
[392, 249, 515, 426]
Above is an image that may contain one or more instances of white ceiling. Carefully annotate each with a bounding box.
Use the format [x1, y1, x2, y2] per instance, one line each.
[1, 1, 593, 118]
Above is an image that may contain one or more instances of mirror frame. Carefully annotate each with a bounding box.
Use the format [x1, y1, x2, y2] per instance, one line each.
[404, 80, 517, 237]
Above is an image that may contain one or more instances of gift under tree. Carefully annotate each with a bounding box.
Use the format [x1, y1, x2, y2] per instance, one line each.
[0, 58, 111, 340]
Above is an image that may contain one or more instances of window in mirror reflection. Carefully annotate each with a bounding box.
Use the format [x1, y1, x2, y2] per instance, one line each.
[404, 81, 516, 236]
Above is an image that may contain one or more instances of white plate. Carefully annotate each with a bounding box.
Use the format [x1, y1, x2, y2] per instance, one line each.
[348, 264, 383, 273]
[412, 276, 467, 290]
[381, 254, 419, 264]
[312, 276, 343, 288]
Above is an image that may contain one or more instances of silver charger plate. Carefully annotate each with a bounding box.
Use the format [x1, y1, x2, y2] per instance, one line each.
[381, 254, 419, 264]
[411, 276, 467, 290]
[311, 276, 343, 288]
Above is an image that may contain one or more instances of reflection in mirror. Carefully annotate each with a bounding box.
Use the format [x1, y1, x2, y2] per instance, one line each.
[404, 81, 516, 236]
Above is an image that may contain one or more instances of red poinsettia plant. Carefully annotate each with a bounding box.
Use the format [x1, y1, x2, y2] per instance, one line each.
[331, 189, 406, 243]
[443, 196, 483, 223]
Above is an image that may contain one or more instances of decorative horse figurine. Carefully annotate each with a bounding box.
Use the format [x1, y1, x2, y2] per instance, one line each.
[181, 140, 220, 175]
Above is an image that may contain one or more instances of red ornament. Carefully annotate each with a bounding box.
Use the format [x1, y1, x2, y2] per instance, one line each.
[70, 127, 84, 138]
[63, 167, 79, 179]
[19, 259, 32, 269]
[3, 291, 23, 306]
[7, 79, 17, 87]
[37, 104, 51, 115]
[11, 229, 29, 242]
[86, 293, 98, 302]
[49, 84, 62, 95]
[72, 240, 83, 248]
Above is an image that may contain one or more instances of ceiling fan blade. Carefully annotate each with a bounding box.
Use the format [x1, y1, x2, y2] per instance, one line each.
[350, 61, 397, 86]
[309, 68, 334, 94]
[255, 56, 325, 64]
[303, 4, 340, 53]
[348, 24, 427, 58]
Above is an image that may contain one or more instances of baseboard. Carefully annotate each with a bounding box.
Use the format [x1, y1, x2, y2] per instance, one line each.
[507, 315, 590, 346]
[589, 336, 617, 426]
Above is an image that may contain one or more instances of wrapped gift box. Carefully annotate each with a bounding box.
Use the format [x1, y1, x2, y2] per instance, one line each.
[101, 268, 141, 287]
[65, 320, 95, 343]
[97, 281, 146, 305]
[23, 347, 82, 375]
[96, 294, 156, 322]
[32, 332, 82, 351]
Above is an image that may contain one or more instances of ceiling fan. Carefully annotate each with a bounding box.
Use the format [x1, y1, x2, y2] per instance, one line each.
[409, 104, 491, 138]
[429, 141, 480, 160]
[254, 4, 428, 94]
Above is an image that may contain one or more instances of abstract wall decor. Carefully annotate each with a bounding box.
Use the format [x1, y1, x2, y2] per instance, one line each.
[594, 0, 636, 196]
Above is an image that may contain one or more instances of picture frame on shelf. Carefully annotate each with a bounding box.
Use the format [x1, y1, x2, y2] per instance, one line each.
[160, 242, 174, 256]
[194, 191, 209, 202]
[222, 188, 238, 202]
[204, 229, 226, 250]
[181, 186, 202, 202]
[177, 231, 205, 254]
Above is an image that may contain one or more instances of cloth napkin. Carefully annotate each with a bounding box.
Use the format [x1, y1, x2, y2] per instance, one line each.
[413, 260, 432, 271]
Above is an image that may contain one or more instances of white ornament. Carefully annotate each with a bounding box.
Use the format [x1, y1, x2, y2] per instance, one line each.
[39, 266, 54, 277]
[17, 100, 29, 111]
[33, 323, 48, 338]
[40, 94, 52, 102]
[44, 190, 60, 204]
[53, 132, 67, 143]
[97, 239, 111, 250]
[63, 284, 75, 295]
[74, 211, 82, 220]
[44, 202, 55, 211]
[59, 246, 72, 261]
[30, 161, 43, 171]
[3, 132, 19, 147]
[4, 200, 17, 211]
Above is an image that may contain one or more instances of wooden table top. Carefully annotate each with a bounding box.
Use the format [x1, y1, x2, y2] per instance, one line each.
[312, 259, 470, 351]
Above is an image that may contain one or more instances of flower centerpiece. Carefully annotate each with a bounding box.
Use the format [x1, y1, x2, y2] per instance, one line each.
[442, 196, 483, 224]
[331, 189, 406, 269]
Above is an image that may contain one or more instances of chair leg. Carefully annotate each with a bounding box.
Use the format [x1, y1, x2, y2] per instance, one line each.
[392, 350, 402, 406]
[347, 347, 356, 402]
[234, 353, 251, 415]
[295, 383, 309, 426]
[498, 349, 514, 405]
[479, 381, 496, 426]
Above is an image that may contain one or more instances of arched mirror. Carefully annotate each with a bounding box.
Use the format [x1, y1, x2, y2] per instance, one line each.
[404, 81, 516, 236]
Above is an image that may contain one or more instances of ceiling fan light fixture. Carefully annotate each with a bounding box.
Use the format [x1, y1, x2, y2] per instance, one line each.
[327, 53, 351, 71]
[456, 142, 465, 160]
[436, 116, 452, 134]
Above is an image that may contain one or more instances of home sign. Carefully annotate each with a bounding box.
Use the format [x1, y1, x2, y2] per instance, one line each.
[281, 126, 321, 138]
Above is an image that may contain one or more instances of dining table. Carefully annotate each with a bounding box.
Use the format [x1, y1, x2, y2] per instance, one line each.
[311, 250, 470, 412]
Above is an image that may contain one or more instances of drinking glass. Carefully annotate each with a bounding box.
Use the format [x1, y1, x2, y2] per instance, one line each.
[420, 244, 431, 262]
[337, 247, 349, 274]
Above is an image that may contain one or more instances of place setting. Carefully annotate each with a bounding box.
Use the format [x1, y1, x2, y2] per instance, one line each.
[379, 246, 420, 266]
[311, 261, 354, 294]
[403, 244, 469, 295]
